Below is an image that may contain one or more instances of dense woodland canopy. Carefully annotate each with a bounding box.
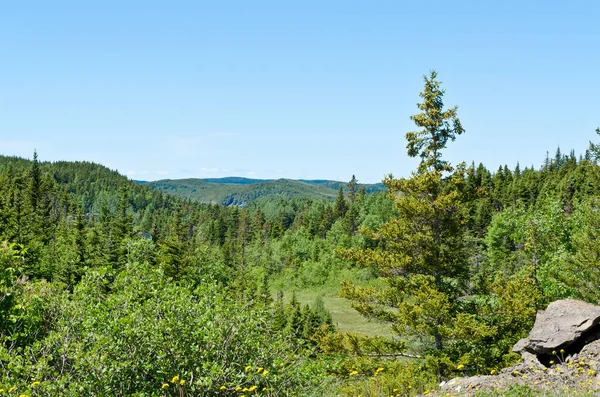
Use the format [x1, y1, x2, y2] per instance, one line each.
[1, 75, 600, 396]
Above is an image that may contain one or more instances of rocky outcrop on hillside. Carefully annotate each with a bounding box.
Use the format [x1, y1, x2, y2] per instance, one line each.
[438, 299, 600, 395]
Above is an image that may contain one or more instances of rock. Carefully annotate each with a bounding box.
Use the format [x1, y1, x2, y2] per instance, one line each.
[513, 299, 600, 355]
[432, 300, 600, 396]
[439, 375, 497, 394]
[512, 338, 529, 354]
[580, 339, 600, 359]
[520, 352, 545, 369]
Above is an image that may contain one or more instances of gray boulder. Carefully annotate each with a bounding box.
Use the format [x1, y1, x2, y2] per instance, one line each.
[513, 299, 600, 355]
[579, 339, 600, 358]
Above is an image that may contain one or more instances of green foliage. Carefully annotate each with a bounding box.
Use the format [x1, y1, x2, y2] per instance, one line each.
[340, 72, 472, 355]
[561, 197, 600, 302]
[0, 263, 330, 396]
[2, 84, 600, 396]
[406, 70, 465, 173]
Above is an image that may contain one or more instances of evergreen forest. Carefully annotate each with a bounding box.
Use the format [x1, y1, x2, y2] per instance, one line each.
[2, 72, 600, 396]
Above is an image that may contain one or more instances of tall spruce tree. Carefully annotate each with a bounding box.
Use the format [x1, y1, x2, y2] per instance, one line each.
[340, 71, 475, 352]
[347, 175, 359, 203]
[333, 185, 348, 219]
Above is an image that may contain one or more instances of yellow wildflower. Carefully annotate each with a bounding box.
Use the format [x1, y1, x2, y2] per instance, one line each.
[262, 370, 269, 376]
[249, 385, 258, 392]
[349, 370, 358, 376]
[8, 388, 15, 393]
[257, 367, 264, 373]
[220, 385, 226, 390]
[243, 387, 249, 392]
[171, 376, 179, 383]
[490, 369, 496, 375]
[245, 365, 252, 372]
[235, 386, 242, 391]
[180, 379, 185, 385]
[457, 364, 464, 370]
[162, 383, 169, 389]
[31, 382, 40, 386]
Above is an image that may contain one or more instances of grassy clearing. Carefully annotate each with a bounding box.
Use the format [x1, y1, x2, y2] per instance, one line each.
[292, 288, 393, 337]
[271, 267, 394, 337]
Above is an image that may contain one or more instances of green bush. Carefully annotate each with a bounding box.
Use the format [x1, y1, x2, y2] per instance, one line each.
[0, 262, 330, 396]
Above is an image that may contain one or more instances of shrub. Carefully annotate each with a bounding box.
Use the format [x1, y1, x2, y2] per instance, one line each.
[0, 262, 330, 396]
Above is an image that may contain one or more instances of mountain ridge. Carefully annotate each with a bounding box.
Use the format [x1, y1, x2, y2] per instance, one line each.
[138, 177, 385, 205]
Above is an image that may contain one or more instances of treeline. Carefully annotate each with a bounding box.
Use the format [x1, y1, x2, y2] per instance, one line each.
[0, 153, 344, 395]
[0, 153, 394, 291]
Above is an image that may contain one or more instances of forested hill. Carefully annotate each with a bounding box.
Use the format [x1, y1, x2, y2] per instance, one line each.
[3, 142, 600, 394]
[140, 177, 385, 205]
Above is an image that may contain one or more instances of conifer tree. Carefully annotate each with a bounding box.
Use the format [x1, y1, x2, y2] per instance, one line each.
[258, 273, 273, 306]
[28, 151, 42, 214]
[286, 292, 304, 338]
[158, 204, 188, 278]
[273, 290, 287, 331]
[333, 185, 348, 219]
[340, 71, 472, 352]
[347, 175, 359, 203]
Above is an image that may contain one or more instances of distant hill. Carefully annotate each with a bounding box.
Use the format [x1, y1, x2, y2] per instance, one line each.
[141, 177, 385, 205]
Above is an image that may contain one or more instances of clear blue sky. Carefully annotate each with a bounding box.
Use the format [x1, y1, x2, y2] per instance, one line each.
[1, 1, 598, 183]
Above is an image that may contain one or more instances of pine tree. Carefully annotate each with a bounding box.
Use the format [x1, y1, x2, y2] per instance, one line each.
[406, 70, 464, 173]
[258, 273, 273, 306]
[347, 175, 359, 203]
[28, 150, 42, 213]
[340, 71, 472, 352]
[286, 292, 303, 338]
[73, 205, 87, 271]
[158, 204, 188, 279]
[333, 185, 348, 219]
[345, 176, 361, 235]
[272, 290, 287, 331]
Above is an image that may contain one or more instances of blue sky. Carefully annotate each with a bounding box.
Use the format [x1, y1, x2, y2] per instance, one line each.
[1, 1, 598, 183]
